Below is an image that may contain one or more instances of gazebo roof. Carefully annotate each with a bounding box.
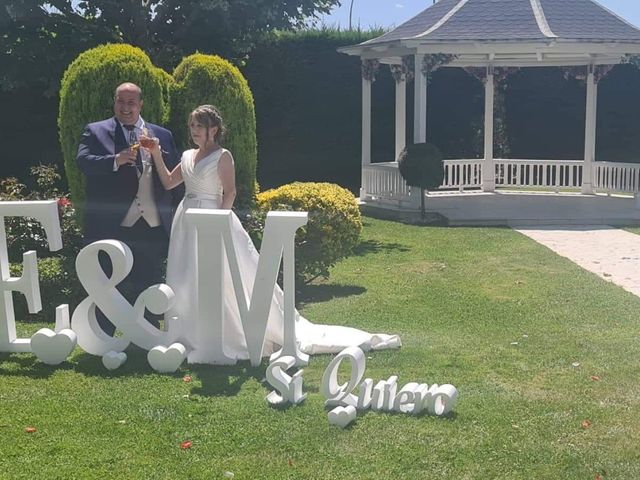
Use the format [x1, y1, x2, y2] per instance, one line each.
[340, 0, 640, 67]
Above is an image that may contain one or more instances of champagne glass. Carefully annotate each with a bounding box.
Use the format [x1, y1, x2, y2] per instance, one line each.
[139, 127, 156, 168]
[127, 128, 141, 170]
[139, 127, 157, 149]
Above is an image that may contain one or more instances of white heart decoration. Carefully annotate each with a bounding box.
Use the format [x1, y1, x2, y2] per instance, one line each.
[102, 350, 127, 370]
[147, 343, 187, 373]
[31, 328, 77, 365]
[328, 405, 357, 428]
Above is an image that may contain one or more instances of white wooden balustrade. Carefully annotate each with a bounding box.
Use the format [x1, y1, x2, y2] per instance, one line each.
[595, 162, 640, 194]
[493, 159, 583, 190]
[361, 163, 412, 208]
[360, 159, 640, 209]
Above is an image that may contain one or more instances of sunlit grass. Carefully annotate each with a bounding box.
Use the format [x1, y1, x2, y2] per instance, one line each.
[1, 218, 639, 479]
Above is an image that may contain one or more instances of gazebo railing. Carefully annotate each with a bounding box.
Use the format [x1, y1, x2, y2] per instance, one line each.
[361, 162, 412, 207]
[494, 159, 583, 190]
[594, 162, 640, 194]
[361, 159, 640, 209]
[442, 159, 584, 191]
[442, 159, 483, 190]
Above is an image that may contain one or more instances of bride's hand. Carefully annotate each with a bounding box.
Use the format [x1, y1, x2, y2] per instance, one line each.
[140, 135, 161, 156]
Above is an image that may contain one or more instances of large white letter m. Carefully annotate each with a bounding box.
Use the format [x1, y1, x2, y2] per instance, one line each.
[185, 209, 308, 367]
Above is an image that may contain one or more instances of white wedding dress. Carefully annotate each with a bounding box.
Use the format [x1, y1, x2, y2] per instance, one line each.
[165, 148, 401, 361]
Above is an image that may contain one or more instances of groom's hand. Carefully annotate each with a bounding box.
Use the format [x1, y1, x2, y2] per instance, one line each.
[115, 148, 137, 167]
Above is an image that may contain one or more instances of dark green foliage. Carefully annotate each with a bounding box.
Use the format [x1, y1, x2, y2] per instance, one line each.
[58, 44, 173, 221]
[0, 165, 82, 263]
[505, 64, 640, 163]
[242, 30, 485, 194]
[398, 143, 444, 218]
[505, 68, 586, 160]
[171, 53, 257, 209]
[1, 0, 341, 95]
[398, 143, 444, 190]
[10, 257, 83, 323]
[594, 64, 640, 162]
[242, 29, 384, 193]
[426, 68, 485, 159]
[0, 165, 84, 323]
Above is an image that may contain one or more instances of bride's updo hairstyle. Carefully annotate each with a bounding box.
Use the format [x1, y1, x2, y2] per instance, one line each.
[189, 104, 226, 145]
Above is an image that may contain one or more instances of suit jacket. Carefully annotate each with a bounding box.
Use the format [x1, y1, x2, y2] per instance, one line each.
[76, 117, 181, 243]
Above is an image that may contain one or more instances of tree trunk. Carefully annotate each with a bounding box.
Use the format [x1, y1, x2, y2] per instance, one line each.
[420, 187, 426, 219]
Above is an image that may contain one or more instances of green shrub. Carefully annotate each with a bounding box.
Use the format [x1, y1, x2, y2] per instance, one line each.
[58, 44, 174, 221]
[10, 256, 84, 323]
[171, 53, 257, 209]
[398, 143, 444, 218]
[1, 165, 84, 323]
[256, 182, 362, 284]
[0, 165, 82, 263]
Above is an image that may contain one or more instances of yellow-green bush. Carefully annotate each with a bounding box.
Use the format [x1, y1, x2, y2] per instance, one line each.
[256, 182, 362, 283]
[58, 44, 173, 220]
[171, 53, 257, 209]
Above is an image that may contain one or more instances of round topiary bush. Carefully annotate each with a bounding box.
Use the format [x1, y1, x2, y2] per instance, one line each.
[171, 53, 257, 209]
[58, 44, 173, 220]
[398, 142, 444, 218]
[256, 182, 362, 284]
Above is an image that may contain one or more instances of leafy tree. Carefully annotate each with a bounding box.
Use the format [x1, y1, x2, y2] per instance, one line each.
[398, 143, 444, 219]
[0, 0, 341, 94]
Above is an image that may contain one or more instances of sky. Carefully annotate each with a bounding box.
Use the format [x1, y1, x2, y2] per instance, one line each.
[319, 0, 640, 30]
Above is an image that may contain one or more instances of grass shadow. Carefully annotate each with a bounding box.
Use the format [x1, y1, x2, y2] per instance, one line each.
[298, 283, 366, 305]
[189, 361, 265, 397]
[72, 346, 153, 378]
[0, 352, 74, 379]
[353, 239, 411, 257]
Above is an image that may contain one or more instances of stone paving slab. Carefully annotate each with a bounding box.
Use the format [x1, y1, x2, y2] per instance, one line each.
[515, 225, 640, 297]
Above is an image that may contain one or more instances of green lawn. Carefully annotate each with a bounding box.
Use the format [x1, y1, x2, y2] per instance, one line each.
[2, 218, 639, 479]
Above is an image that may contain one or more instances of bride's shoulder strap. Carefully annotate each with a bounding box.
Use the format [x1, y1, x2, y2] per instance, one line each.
[180, 149, 195, 162]
[220, 148, 234, 163]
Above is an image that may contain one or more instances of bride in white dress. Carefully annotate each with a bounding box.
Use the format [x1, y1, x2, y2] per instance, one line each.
[146, 105, 400, 362]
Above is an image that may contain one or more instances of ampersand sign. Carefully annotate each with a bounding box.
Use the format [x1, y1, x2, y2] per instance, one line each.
[71, 240, 176, 356]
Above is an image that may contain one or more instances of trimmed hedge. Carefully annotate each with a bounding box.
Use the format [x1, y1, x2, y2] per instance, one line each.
[58, 44, 173, 220]
[242, 29, 381, 194]
[171, 53, 257, 209]
[256, 182, 362, 283]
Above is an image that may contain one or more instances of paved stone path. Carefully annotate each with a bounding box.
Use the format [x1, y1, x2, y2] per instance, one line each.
[514, 225, 640, 297]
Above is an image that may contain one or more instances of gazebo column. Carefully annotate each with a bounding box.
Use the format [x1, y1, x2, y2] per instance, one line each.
[360, 76, 371, 200]
[361, 76, 372, 167]
[360, 59, 378, 201]
[482, 67, 496, 192]
[582, 65, 597, 195]
[414, 53, 427, 143]
[394, 74, 407, 160]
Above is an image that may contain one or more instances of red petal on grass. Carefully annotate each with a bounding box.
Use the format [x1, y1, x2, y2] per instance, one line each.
[180, 440, 192, 449]
[595, 474, 602, 480]
[590, 375, 601, 381]
[25, 427, 36, 433]
[288, 458, 293, 466]
[183, 375, 192, 383]
[581, 419, 592, 429]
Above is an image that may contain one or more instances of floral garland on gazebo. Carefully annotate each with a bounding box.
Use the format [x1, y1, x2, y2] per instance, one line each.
[389, 55, 415, 83]
[421, 53, 457, 82]
[561, 64, 616, 84]
[361, 59, 380, 82]
[463, 66, 520, 88]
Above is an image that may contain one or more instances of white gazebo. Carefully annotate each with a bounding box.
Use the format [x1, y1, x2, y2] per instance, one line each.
[339, 0, 640, 212]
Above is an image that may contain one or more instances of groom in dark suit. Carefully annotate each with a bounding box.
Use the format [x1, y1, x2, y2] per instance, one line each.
[77, 82, 180, 335]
